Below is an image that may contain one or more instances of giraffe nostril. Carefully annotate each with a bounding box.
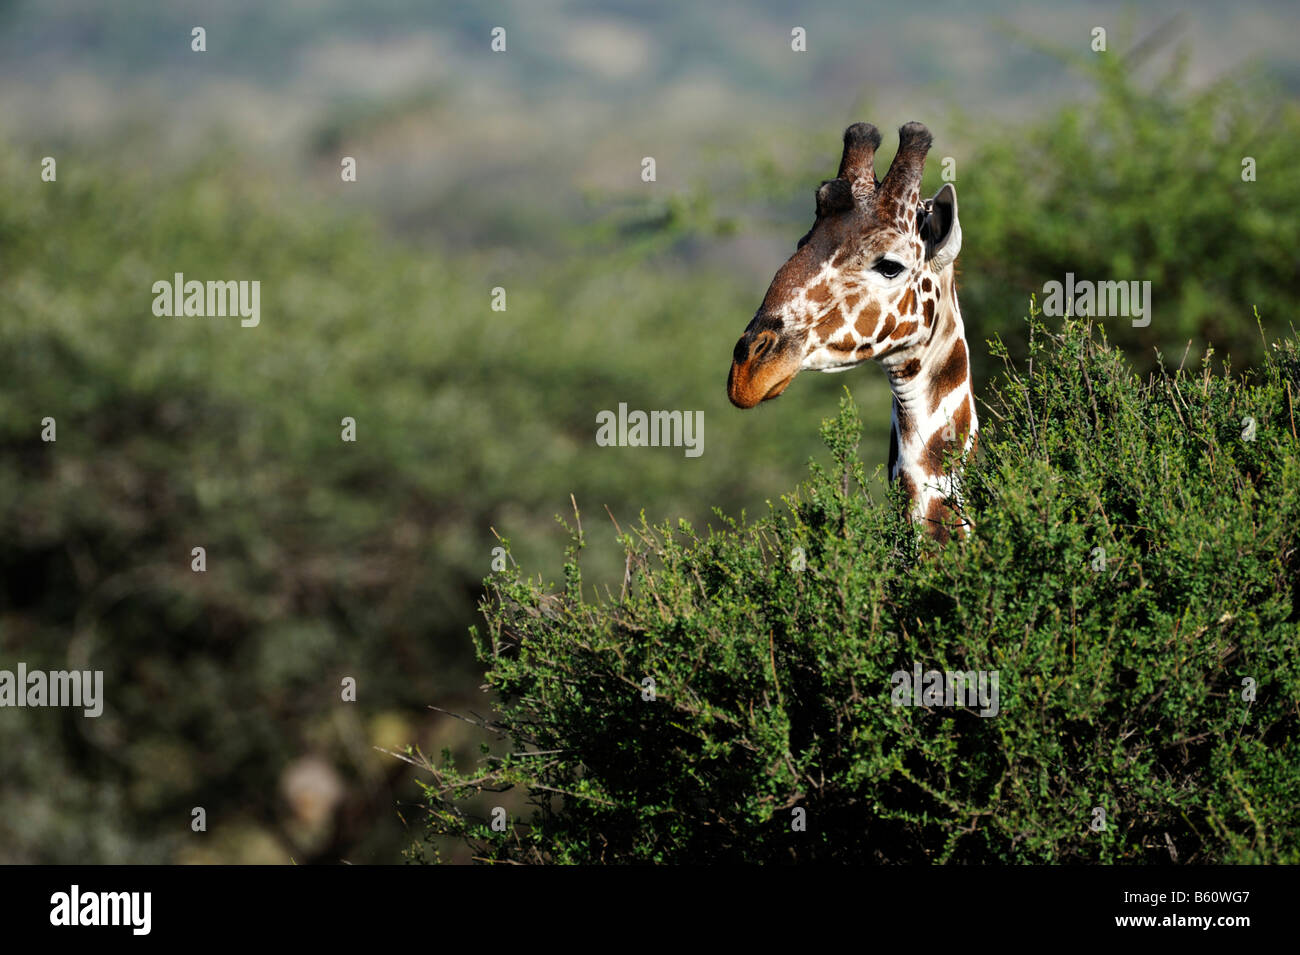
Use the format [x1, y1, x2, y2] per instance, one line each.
[751, 333, 774, 360]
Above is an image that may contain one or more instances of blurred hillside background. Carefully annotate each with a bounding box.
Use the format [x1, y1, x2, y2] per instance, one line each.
[1, 0, 1297, 863]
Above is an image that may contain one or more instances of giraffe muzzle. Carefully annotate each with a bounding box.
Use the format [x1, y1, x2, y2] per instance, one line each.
[728, 328, 801, 408]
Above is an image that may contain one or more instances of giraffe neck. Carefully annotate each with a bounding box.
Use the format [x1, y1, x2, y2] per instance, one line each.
[880, 267, 977, 541]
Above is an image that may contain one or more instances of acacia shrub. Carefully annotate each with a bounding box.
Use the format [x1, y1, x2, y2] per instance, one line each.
[417, 316, 1300, 864]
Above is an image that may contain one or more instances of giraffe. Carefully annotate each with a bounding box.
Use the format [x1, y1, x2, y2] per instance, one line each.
[727, 121, 977, 542]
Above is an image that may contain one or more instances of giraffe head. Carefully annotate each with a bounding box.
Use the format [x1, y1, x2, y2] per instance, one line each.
[727, 121, 962, 408]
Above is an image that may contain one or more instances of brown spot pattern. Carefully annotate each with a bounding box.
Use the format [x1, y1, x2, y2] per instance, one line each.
[894, 358, 921, 380]
[928, 338, 968, 415]
[898, 288, 916, 315]
[878, 311, 897, 340]
[854, 302, 881, 337]
[924, 427, 951, 475]
[815, 305, 844, 332]
[924, 497, 953, 544]
[951, 398, 972, 444]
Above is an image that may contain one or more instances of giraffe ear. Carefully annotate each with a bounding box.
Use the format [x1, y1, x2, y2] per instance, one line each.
[816, 178, 854, 217]
[923, 183, 961, 270]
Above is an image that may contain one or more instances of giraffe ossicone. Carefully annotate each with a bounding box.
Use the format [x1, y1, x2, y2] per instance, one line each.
[727, 121, 977, 541]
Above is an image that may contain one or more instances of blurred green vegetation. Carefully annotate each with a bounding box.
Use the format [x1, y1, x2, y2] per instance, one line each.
[0, 136, 884, 863]
[952, 39, 1300, 378]
[420, 317, 1300, 864]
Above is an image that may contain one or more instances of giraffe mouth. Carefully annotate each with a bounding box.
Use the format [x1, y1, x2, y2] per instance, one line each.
[728, 328, 802, 408]
[762, 373, 796, 400]
[728, 361, 800, 408]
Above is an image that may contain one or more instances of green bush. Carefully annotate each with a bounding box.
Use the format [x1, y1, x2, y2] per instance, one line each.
[945, 42, 1300, 381]
[416, 315, 1300, 863]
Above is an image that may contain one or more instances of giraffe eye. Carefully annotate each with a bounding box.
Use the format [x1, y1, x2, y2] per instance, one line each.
[873, 258, 905, 279]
